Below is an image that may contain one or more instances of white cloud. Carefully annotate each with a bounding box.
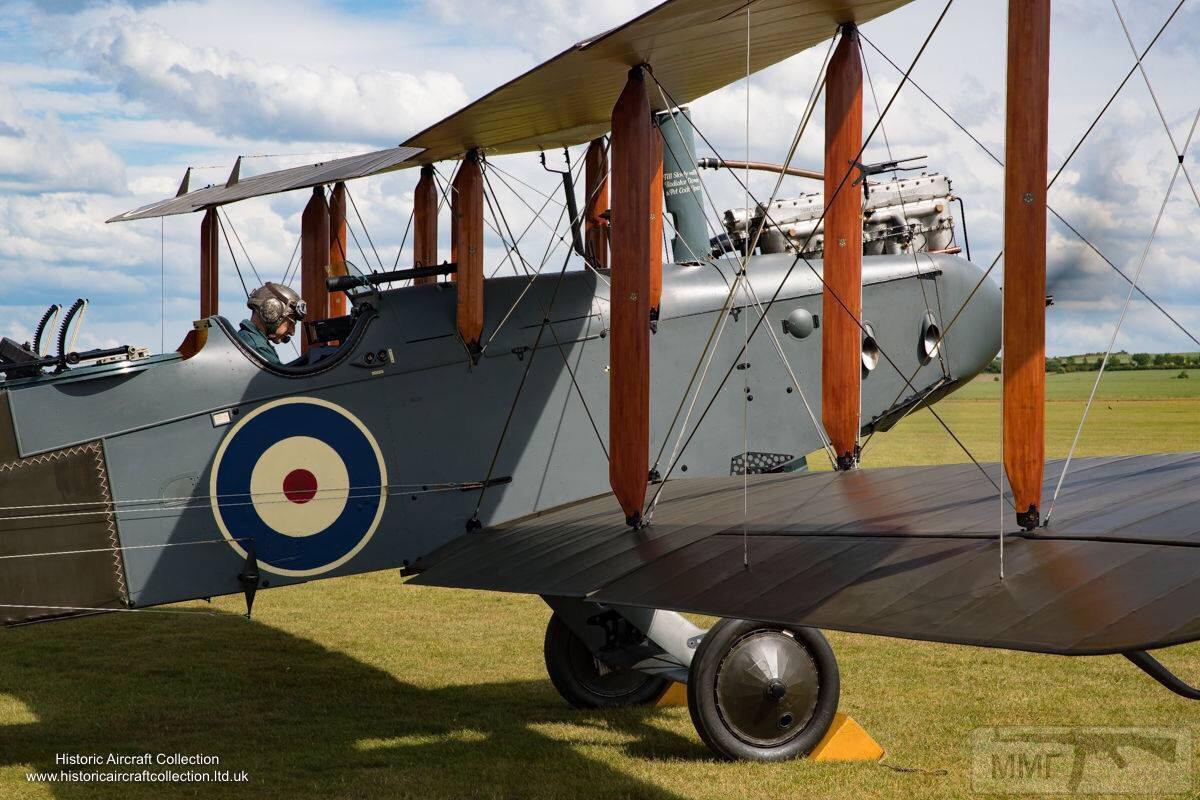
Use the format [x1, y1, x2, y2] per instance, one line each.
[424, 0, 654, 57]
[76, 16, 469, 145]
[1, 0, 1198, 361]
[0, 87, 126, 193]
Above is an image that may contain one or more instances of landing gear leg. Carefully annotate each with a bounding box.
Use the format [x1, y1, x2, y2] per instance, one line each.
[687, 618, 840, 761]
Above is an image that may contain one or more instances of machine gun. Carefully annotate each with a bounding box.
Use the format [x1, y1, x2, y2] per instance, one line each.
[0, 298, 148, 381]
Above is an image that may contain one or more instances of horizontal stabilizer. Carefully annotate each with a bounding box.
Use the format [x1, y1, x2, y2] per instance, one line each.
[411, 454, 1200, 656]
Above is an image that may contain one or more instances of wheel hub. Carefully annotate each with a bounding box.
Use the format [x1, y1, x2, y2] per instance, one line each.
[714, 630, 820, 747]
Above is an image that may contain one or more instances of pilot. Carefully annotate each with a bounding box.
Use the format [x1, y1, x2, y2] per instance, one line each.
[238, 283, 307, 365]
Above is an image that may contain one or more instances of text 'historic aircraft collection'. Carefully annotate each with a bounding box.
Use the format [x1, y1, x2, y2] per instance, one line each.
[2, 0, 1197, 763]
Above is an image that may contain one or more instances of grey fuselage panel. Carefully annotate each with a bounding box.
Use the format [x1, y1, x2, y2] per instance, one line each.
[0, 253, 1000, 611]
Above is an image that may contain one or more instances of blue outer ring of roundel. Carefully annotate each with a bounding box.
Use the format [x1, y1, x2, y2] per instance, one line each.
[214, 402, 383, 573]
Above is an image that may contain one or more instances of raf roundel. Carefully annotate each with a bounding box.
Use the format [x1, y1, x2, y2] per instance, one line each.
[210, 397, 387, 577]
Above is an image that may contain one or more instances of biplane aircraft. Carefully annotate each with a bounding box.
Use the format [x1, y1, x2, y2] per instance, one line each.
[2, 0, 1197, 763]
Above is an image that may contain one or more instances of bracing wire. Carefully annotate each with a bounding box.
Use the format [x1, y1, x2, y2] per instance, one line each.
[160, 216, 165, 353]
[479, 161, 610, 460]
[645, 35, 840, 490]
[215, 213, 251, 298]
[469, 231, 588, 525]
[859, 26, 1200, 350]
[860, 44, 950, 381]
[1047, 104, 1200, 523]
[345, 185, 387, 273]
[1111, 0, 1200, 210]
[219, 207, 265, 288]
[281, 232, 302, 286]
[645, 0, 992, 517]
[390, 191, 418, 271]
[741, 2, 751, 567]
[480, 158, 595, 350]
[854, 14, 1200, 466]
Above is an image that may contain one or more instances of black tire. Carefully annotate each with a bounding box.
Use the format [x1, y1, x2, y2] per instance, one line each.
[687, 618, 840, 761]
[543, 613, 671, 709]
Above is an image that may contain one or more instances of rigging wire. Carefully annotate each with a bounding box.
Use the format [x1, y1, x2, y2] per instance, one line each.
[281, 232, 302, 286]
[469, 238, 587, 527]
[160, 216, 165, 353]
[479, 161, 609, 460]
[389, 182, 419, 272]
[495, 153, 591, 273]
[219, 207, 265, 288]
[0, 602, 220, 616]
[1047, 104, 1200, 524]
[0, 479, 507, 521]
[483, 154, 584, 281]
[345, 204, 378, 276]
[1111, 0, 1200, 210]
[645, 38, 840, 490]
[858, 27, 1200, 349]
[345, 185, 387, 272]
[486, 161, 568, 210]
[742, 2, 751, 567]
[645, 0, 997, 517]
[478, 163, 572, 343]
[215, 212, 251, 299]
[481, 158, 602, 350]
[860, 44, 950, 381]
[854, 19, 1200, 460]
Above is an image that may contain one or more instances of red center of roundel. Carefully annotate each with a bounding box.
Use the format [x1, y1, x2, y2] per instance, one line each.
[283, 469, 319, 504]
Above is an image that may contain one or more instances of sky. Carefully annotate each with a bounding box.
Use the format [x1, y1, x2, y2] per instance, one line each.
[0, 0, 1197, 358]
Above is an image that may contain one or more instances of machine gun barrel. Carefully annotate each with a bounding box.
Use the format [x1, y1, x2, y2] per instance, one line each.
[1, 345, 140, 375]
[326, 262, 458, 292]
[697, 157, 823, 182]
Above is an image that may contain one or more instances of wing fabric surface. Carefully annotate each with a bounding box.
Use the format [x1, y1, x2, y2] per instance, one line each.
[108, 147, 424, 222]
[410, 454, 1200, 655]
[402, 0, 912, 163]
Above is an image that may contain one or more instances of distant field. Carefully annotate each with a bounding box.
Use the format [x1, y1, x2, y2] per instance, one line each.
[858, 368, 1200, 468]
[1, 369, 1196, 800]
[956, 368, 1200, 401]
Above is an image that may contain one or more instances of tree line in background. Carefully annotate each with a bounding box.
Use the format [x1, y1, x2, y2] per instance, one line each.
[984, 352, 1200, 374]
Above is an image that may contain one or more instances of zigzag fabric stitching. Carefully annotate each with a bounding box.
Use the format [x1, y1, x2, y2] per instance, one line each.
[91, 445, 129, 603]
[0, 443, 99, 474]
[0, 442, 129, 604]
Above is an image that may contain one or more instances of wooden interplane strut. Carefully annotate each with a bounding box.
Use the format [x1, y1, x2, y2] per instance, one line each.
[199, 207, 219, 319]
[821, 26, 864, 470]
[300, 186, 331, 355]
[414, 164, 439, 285]
[328, 181, 348, 319]
[452, 151, 484, 351]
[584, 138, 609, 269]
[1002, 0, 1051, 530]
[609, 66, 655, 527]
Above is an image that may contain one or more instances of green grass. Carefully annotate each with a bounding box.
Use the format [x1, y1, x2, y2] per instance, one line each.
[2, 369, 1197, 799]
[956, 368, 1200, 402]
[856, 369, 1200, 469]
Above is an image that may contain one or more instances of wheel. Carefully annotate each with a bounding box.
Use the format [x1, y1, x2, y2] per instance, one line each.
[687, 618, 840, 761]
[543, 612, 671, 709]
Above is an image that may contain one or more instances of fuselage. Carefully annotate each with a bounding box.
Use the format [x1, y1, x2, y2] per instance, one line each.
[0, 253, 1000, 624]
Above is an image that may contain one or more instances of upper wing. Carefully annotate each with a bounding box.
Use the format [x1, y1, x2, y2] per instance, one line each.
[402, 0, 913, 162]
[107, 146, 423, 223]
[109, 0, 912, 222]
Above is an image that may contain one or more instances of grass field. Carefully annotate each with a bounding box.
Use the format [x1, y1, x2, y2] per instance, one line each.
[2, 370, 1197, 799]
